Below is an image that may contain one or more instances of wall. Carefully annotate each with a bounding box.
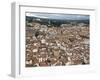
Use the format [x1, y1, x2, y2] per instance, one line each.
[0, 0, 100, 80]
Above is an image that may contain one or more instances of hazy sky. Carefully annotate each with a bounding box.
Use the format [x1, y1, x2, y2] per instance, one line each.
[26, 12, 89, 20]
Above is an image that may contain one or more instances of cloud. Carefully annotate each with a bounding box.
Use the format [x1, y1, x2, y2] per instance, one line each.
[26, 13, 49, 19]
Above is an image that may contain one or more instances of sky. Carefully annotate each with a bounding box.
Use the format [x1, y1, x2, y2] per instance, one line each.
[26, 12, 89, 20]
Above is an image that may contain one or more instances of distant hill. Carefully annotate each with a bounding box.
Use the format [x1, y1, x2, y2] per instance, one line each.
[26, 16, 89, 27]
